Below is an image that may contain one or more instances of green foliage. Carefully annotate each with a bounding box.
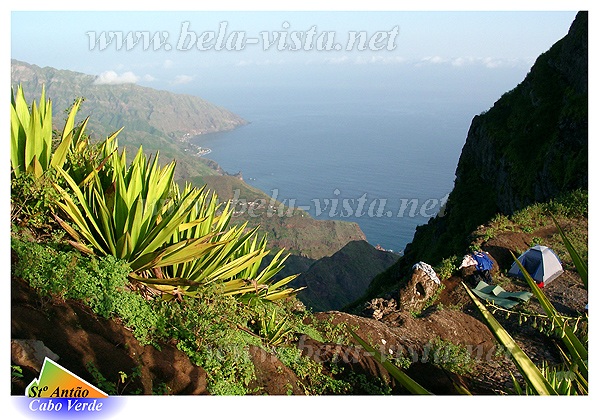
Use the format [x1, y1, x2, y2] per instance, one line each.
[427, 338, 475, 375]
[550, 213, 587, 288]
[347, 328, 432, 395]
[11, 171, 60, 228]
[85, 362, 143, 395]
[435, 255, 458, 281]
[11, 84, 85, 179]
[11, 87, 300, 305]
[151, 289, 261, 395]
[275, 346, 350, 395]
[253, 306, 295, 347]
[11, 238, 158, 344]
[53, 132, 300, 302]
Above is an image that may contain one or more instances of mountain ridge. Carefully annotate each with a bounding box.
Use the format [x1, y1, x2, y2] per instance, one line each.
[352, 11, 588, 306]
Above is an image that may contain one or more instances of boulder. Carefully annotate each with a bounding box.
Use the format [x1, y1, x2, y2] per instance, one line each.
[398, 266, 441, 312]
[11, 339, 59, 372]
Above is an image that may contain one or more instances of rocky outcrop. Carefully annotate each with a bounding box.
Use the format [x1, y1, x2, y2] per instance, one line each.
[356, 12, 588, 305]
[11, 276, 209, 396]
[433, 11, 587, 252]
[304, 310, 499, 394]
[397, 265, 442, 313]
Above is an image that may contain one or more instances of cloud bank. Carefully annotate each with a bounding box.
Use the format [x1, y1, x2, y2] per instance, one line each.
[94, 70, 139, 85]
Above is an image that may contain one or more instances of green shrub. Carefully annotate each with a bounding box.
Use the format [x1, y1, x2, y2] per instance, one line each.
[428, 337, 476, 375]
[11, 238, 158, 344]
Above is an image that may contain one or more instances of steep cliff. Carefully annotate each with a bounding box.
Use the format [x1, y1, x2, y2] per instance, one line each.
[356, 11, 588, 303]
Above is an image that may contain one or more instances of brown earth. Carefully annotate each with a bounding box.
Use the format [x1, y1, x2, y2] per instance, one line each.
[11, 219, 587, 396]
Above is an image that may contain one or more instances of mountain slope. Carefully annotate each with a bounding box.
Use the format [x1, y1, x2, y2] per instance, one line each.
[290, 240, 400, 311]
[11, 60, 367, 260]
[356, 11, 588, 304]
[11, 59, 246, 180]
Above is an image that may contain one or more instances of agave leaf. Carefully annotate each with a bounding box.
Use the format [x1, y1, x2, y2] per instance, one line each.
[263, 286, 305, 301]
[51, 99, 83, 169]
[52, 214, 83, 243]
[10, 105, 23, 176]
[209, 249, 270, 281]
[24, 100, 40, 175]
[66, 240, 96, 256]
[463, 282, 558, 395]
[154, 239, 224, 268]
[30, 156, 43, 179]
[511, 253, 588, 378]
[347, 327, 432, 395]
[549, 213, 587, 289]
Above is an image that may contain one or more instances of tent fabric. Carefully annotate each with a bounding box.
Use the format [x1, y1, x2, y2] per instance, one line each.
[471, 281, 533, 309]
[508, 245, 563, 286]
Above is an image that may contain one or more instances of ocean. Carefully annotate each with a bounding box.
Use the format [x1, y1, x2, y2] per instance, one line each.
[190, 83, 493, 253]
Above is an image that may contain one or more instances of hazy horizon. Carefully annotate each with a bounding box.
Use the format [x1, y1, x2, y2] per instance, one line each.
[12, 10, 578, 108]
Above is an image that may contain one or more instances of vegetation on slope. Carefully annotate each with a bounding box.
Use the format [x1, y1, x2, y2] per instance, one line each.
[9, 86, 384, 395]
[353, 11, 588, 306]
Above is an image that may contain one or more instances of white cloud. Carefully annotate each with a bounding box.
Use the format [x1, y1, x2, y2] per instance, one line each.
[163, 59, 174, 69]
[142, 74, 156, 82]
[171, 74, 194, 85]
[94, 70, 139, 85]
[415, 56, 526, 69]
[418, 55, 448, 65]
[235, 60, 253, 67]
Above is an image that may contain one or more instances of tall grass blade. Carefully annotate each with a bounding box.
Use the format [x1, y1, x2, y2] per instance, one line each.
[549, 213, 587, 289]
[463, 283, 558, 395]
[347, 327, 432, 395]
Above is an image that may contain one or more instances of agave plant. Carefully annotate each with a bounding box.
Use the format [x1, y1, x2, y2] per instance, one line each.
[10, 85, 85, 179]
[135, 182, 301, 301]
[53, 133, 300, 301]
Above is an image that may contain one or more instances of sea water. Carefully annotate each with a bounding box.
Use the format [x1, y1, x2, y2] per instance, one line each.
[190, 84, 493, 253]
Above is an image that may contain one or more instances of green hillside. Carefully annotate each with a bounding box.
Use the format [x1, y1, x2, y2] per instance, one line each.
[11, 59, 246, 180]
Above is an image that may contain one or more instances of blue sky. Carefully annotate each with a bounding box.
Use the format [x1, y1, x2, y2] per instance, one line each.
[11, 9, 579, 100]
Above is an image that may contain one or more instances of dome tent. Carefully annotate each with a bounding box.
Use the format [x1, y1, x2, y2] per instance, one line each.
[508, 245, 563, 287]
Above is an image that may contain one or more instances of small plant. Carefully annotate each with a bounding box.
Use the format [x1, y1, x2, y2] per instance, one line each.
[436, 255, 458, 280]
[428, 338, 476, 375]
[254, 306, 295, 348]
[85, 363, 142, 395]
[275, 346, 350, 395]
[530, 236, 543, 246]
[11, 84, 84, 179]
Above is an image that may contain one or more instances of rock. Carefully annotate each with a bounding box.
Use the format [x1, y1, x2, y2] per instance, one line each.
[398, 267, 442, 312]
[247, 346, 304, 395]
[363, 297, 397, 320]
[11, 276, 208, 395]
[11, 339, 59, 372]
[307, 310, 498, 394]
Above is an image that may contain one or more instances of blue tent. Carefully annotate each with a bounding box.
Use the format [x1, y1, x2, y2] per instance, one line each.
[508, 245, 563, 287]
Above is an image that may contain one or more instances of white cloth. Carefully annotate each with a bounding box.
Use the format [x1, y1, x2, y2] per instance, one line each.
[412, 261, 440, 284]
[459, 254, 477, 269]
